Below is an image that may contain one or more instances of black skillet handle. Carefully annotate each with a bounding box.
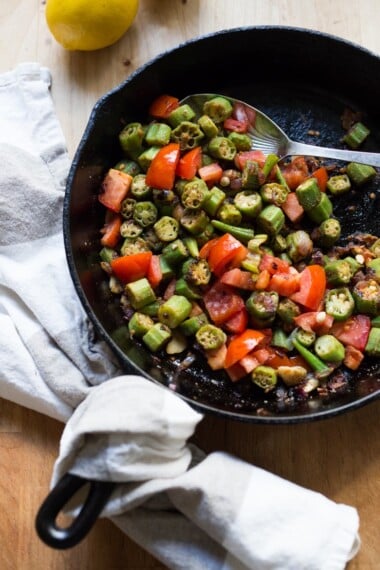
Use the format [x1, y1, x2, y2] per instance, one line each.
[35, 473, 115, 549]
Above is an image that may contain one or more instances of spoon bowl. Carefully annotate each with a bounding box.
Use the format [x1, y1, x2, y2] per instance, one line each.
[182, 93, 380, 167]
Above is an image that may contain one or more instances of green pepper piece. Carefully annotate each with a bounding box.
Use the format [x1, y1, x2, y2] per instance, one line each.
[130, 174, 152, 200]
[241, 160, 262, 190]
[346, 162, 376, 186]
[257, 205, 285, 235]
[272, 329, 293, 351]
[365, 327, 380, 356]
[326, 174, 351, 195]
[203, 186, 226, 216]
[234, 190, 262, 218]
[171, 121, 204, 151]
[120, 219, 143, 238]
[196, 324, 226, 351]
[208, 136, 237, 161]
[203, 96, 233, 123]
[294, 328, 316, 348]
[251, 365, 278, 391]
[119, 122, 145, 160]
[343, 122, 370, 149]
[126, 278, 156, 310]
[352, 279, 380, 315]
[145, 122, 172, 146]
[277, 299, 301, 325]
[324, 259, 352, 286]
[227, 132, 252, 151]
[325, 287, 355, 321]
[158, 295, 192, 329]
[286, 230, 313, 263]
[120, 197, 137, 219]
[260, 183, 288, 206]
[168, 104, 196, 127]
[114, 159, 141, 177]
[314, 335, 345, 362]
[133, 201, 158, 228]
[128, 312, 154, 338]
[180, 208, 209, 235]
[292, 338, 331, 375]
[211, 219, 254, 243]
[175, 277, 202, 300]
[154, 216, 179, 242]
[246, 291, 279, 321]
[181, 178, 209, 209]
[306, 192, 333, 224]
[295, 178, 321, 210]
[198, 114, 219, 138]
[183, 258, 211, 286]
[142, 323, 172, 352]
[179, 313, 209, 336]
[161, 239, 189, 266]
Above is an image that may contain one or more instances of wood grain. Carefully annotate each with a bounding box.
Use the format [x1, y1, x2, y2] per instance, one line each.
[1, 1, 380, 568]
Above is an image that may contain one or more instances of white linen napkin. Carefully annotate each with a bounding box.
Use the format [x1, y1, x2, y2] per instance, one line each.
[0, 63, 360, 569]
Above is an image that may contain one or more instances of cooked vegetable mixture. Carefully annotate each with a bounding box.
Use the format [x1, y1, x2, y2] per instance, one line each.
[98, 93, 380, 404]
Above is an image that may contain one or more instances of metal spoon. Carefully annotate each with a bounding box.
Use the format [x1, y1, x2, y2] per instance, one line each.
[181, 93, 380, 167]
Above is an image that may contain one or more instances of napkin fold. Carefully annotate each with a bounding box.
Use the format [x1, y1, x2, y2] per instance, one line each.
[0, 63, 360, 569]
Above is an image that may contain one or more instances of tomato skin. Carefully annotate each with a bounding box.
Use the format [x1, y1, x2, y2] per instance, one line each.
[149, 94, 179, 119]
[204, 282, 245, 325]
[259, 253, 290, 275]
[198, 162, 223, 186]
[223, 117, 248, 133]
[146, 254, 162, 288]
[330, 315, 371, 351]
[280, 156, 309, 190]
[145, 143, 180, 190]
[110, 252, 152, 283]
[98, 169, 132, 212]
[100, 213, 122, 248]
[224, 329, 266, 368]
[269, 271, 300, 297]
[199, 237, 220, 260]
[176, 146, 202, 180]
[207, 233, 247, 277]
[281, 192, 304, 223]
[220, 268, 256, 290]
[310, 167, 328, 192]
[223, 307, 249, 334]
[290, 265, 326, 311]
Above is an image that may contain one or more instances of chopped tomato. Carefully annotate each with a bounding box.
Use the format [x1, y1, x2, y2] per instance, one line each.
[220, 268, 256, 290]
[264, 348, 308, 370]
[294, 311, 334, 335]
[290, 265, 326, 311]
[225, 362, 247, 382]
[223, 117, 248, 133]
[223, 307, 249, 334]
[207, 344, 227, 370]
[110, 252, 152, 283]
[224, 329, 266, 368]
[146, 254, 162, 288]
[98, 168, 132, 212]
[176, 146, 202, 180]
[280, 156, 309, 190]
[149, 94, 179, 119]
[259, 253, 290, 275]
[204, 282, 245, 325]
[189, 302, 203, 317]
[281, 192, 304, 223]
[344, 345, 365, 370]
[207, 233, 248, 277]
[269, 270, 300, 297]
[145, 143, 180, 190]
[330, 315, 371, 352]
[255, 269, 271, 290]
[100, 213, 122, 248]
[234, 150, 266, 170]
[251, 347, 271, 364]
[198, 162, 223, 186]
[310, 167, 328, 192]
[239, 353, 260, 373]
[199, 237, 220, 260]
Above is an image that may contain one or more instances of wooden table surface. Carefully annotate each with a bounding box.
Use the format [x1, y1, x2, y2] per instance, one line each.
[1, 1, 380, 568]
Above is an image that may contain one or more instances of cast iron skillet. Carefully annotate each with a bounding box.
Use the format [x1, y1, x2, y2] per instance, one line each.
[36, 27, 380, 548]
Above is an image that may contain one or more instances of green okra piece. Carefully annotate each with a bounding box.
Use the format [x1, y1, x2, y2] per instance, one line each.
[201, 153, 214, 167]
[198, 114, 219, 138]
[324, 259, 352, 286]
[211, 220, 254, 243]
[119, 122, 145, 159]
[227, 132, 252, 151]
[241, 160, 262, 190]
[344, 256, 363, 275]
[241, 252, 261, 273]
[343, 122, 370, 149]
[314, 334, 345, 362]
[260, 183, 288, 206]
[286, 230, 313, 263]
[247, 234, 268, 253]
[195, 324, 227, 351]
[130, 174, 152, 200]
[234, 190, 262, 218]
[139, 300, 161, 317]
[120, 237, 150, 256]
[120, 219, 143, 238]
[257, 204, 285, 235]
[208, 136, 237, 161]
[346, 162, 376, 186]
[180, 208, 209, 235]
[295, 177, 321, 210]
[99, 247, 117, 263]
[367, 257, 380, 278]
[133, 201, 158, 228]
[168, 104, 196, 127]
[251, 365, 278, 391]
[171, 121, 204, 151]
[292, 338, 331, 374]
[262, 154, 280, 179]
[128, 312, 154, 338]
[203, 96, 233, 123]
[137, 146, 160, 171]
[202, 186, 226, 216]
[114, 159, 141, 177]
[161, 239, 189, 266]
[352, 279, 380, 315]
[365, 327, 380, 356]
[126, 278, 156, 310]
[317, 218, 341, 248]
[370, 238, 380, 257]
[277, 299, 301, 325]
[158, 295, 192, 329]
[179, 313, 209, 336]
[326, 174, 351, 196]
[142, 323, 172, 352]
[272, 329, 293, 351]
[216, 203, 242, 226]
[154, 216, 179, 242]
[181, 178, 209, 209]
[143, 227, 164, 253]
[306, 192, 333, 224]
[271, 234, 287, 253]
[195, 222, 216, 247]
[158, 255, 175, 279]
[325, 287, 355, 321]
[370, 316, 380, 328]
[183, 236, 199, 258]
[145, 122, 172, 146]
[246, 290, 279, 321]
[175, 277, 202, 300]
[182, 258, 211, 286]
[274, 165, 290, 192]
[294, 328, 316, 348]
[120, 197, 137, 219]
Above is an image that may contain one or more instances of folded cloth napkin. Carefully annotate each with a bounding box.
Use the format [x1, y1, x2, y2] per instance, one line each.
[0, 63, 360, 569]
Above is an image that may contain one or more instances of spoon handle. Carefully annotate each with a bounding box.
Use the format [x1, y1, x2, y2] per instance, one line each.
[287, 140, 380, 167]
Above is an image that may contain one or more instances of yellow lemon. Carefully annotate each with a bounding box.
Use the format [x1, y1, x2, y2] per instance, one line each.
[46, 0, 139, 51]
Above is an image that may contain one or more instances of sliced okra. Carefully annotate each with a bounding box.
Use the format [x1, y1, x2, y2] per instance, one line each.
[171, 121, 204, 151]
[133, 201, 158, 228]
[175, 277, 202, 300]
[286, 230, 313, 262]
[161, 239, 189, 265]
[119, 122, 145, 159]
[246, 291, 279, 321]
[294, 328, 316, 347]
[203, 96, 233, 123]
[126, 278, 156, 310]
[314, 335, 345, 362]
[120, 219, 143, 238]
[181, 178, 209, 209]
[130, 174, 152, 199]
[227, 132, 252, 151]
[306, 192, 333, 224]
[154, 216, 179, 242]
[352, 279, 380, 315]
[343, 122, 370, 149]
[326, 174, 351, 195]
[137, 146, 160, 171]
[277, 298, 301, 325]
[324, 259, 352, 286]
[234, 190, 262, 218]
[183, 258, 211, 286]
[120, 197, 137, 219]
[198, 114, 219, 138]
[128, 312, 154, 338]
[260, 183, 288, 206]
[114, 159, 141, 177]
[295, 177, 321, 210]
[180, 208, 209, 235]
[316, 218, 341, 248]
[365, 327, 380, 356]
[325, 287, 355, 321]
[241, 160, 262, 190]
[168, 104, 196, 127]
[120, 237, 150, 256]
[216, 203, 242, 226]
[251, 365, 278, 391]
[195, 324, 226, 351]
[208, 136, 236, 161]
[145, 122, 172, 146]
[142, 323, 172, 352]
[158, 295, 192, 328]
[179, 313, 209, 336]
[346, 162, 376, 186]
[257, 204, 285, 235]
[203, 186, 226, 216]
